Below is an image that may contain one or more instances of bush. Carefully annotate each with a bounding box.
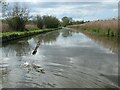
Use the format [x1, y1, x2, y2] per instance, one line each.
[62, 16, 73, 27]
[37, 16, 44, 29]
[7, 16, 25, 31]
[4, 3, 29, 31]
[43, 15, 60, 28]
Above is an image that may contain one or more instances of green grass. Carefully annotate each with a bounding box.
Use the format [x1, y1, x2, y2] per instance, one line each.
[78, 28, 118, 37]
[0, 28, 62, 43]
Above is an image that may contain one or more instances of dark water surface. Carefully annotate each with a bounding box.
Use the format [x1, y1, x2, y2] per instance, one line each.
[0, 28, 119, 88]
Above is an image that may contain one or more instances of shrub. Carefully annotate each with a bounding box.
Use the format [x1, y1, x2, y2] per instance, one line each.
[7, 16, 25, 31]
[4, 3, 29, 31]
[62, 16, 72, 27]
[43, 15, 60, 28]
[37, 16, 44, 29]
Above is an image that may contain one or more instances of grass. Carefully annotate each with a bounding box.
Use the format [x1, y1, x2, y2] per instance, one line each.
[0, 28, 62, 43]
[81, 28, 118, 37]
[68, 18, 119, 37]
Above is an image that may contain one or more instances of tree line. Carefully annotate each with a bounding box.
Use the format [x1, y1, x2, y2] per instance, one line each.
[1, 2, 85, 32]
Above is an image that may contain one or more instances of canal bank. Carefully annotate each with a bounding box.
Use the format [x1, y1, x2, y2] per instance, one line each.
[67, 18, 118, 37]
[0, 27, 62, 43]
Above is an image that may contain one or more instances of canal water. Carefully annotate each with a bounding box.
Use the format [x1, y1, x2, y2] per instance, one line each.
[0, 28, 118, 88]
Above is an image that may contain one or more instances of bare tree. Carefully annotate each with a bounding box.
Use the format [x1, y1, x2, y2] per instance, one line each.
[3, 2, 30, 31]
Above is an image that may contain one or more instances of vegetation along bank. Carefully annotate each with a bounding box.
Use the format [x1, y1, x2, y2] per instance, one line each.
[0, 28, 62, 43]
[68, 18, 119, 37]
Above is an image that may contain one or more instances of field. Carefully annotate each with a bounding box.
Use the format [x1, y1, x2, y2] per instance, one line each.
[68, 18, 119, 37]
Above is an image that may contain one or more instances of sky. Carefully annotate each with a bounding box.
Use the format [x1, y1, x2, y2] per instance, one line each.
[1, 0, 119, 21]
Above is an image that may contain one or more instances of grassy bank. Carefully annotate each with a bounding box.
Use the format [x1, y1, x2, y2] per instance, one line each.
[0, 27, 62, 43]
[68, 18, 119, 37]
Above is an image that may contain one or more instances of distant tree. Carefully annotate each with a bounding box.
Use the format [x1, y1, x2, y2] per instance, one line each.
[69, 17, 73, 25]
[62, 16, 70, 27]
[36, 15, 44, 29]
[43, 15, 60, 28]
[61, 16, 73, 27]
[81, 20, 84, 24]
[72, 20, 85, 25]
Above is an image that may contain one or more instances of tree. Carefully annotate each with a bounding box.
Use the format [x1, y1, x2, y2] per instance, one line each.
[62, 16, 72, 27]
[43, 15, 60, 28]
[72, 20, 85, 25]
[1, 1, 8, 19]
[62, 16, 69, 27]
[4, 3, 30, 31]
[36, 15, 44, 29]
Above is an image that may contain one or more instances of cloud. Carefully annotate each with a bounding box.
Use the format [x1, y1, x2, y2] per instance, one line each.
[5, 1, 118, 21]
[6, 0, 119, 2]
[0, 13, 2, 17]
[113, 8, 118, 12]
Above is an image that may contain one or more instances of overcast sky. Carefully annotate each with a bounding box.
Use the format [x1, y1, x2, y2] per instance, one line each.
[3, 0, 119, 21]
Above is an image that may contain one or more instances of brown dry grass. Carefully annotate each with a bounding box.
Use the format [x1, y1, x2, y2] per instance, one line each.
[70, 18, 118, 31]
[0, 22, 13, 32]
[25, 24, 39, 30]
[0, 22, 39, 32]
[68, 18, 118, 36]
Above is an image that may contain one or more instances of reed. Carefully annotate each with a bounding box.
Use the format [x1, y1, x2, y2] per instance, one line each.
[69, 18, 119, 37]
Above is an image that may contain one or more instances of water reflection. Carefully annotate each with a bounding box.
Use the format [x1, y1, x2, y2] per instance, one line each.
[16, 41, 32, 56]
[0, 28, 119, 88]
[63, 28, 118, 53]
[2, 29, 117, 56]
[43, 31, 59, 43]
[32, 31, 60, 55]
[2, 36, 33, 57]
[2, 31, 60, 56]
[86, 33, 118, 53]
[2, 41, 32, 57]
[61, 30, 72, 37]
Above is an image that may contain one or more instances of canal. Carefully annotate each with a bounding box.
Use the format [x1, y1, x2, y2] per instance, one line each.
[0, 28, 118, 88]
